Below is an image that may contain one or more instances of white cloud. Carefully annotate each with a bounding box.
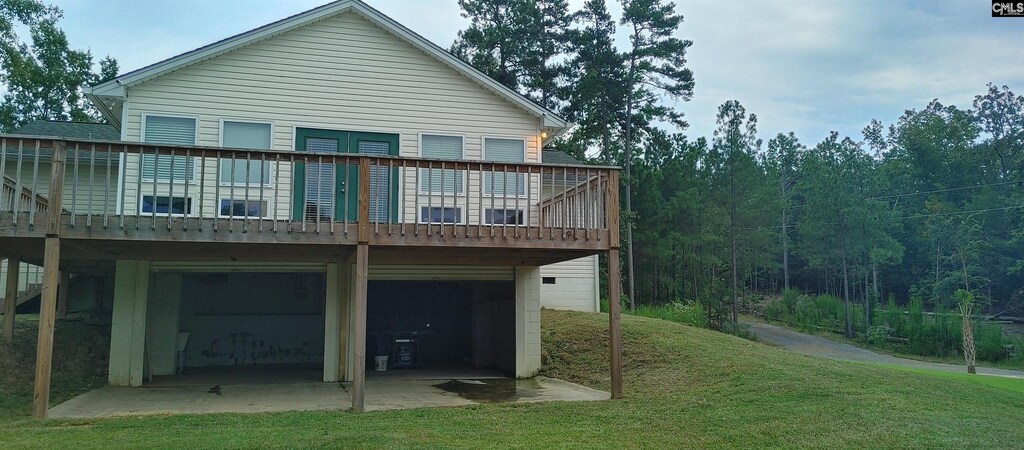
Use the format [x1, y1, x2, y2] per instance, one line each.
[48, 0, 1024, 146]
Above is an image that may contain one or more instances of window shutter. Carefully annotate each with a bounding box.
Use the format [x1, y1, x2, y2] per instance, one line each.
[484, 138, 525, 196]
[420, 134, 463, 193]
[142, 116, 196, 182]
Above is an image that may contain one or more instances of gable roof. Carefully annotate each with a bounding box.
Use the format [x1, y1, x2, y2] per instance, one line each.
[86, 0, 567, 132]
[14, 120, 120, 140]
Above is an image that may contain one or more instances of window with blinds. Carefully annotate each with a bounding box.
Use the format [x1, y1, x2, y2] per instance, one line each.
[484, 137, 526, 196]
[419, 134, 463, 194]
[141, 115, 197, 182]
[359, 140, 391, 222]
[219, 121, 272, 185]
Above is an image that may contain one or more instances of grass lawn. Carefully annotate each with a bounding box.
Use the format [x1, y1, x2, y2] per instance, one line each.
[1, 310, 1023, 448]
[867, 363, 1024, 395]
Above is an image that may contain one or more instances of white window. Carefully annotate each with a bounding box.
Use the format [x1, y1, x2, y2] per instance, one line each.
[483, 137, 526, 196]
[421, 206, 461, 224]
[485, 208, 523, 225]
[220, 120, 272, 185]
[140, 195, 193, 216]
[219, 199, 269, 218]
[419, 134, 463, 194]
[141, 115, 197, 182]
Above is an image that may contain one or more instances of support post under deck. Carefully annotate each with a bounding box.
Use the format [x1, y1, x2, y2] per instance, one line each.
[3, 257, 19, 342]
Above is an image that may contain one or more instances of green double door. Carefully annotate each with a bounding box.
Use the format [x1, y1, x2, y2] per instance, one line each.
[293, 128, 399, 222]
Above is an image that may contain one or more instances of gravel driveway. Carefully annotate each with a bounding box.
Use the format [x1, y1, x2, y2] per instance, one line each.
[744, 320, 1024, 379]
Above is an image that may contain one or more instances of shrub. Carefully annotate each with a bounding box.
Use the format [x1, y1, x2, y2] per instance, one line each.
[975, 323, 1006, 362]
[633, 302, 708, 329]
[781, 289, 799, 314]
[867, 325, 893, 346]
[721, 320, 756, 341]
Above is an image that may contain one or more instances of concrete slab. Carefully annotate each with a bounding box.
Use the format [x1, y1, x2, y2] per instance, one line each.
[49, 376, 609, 419]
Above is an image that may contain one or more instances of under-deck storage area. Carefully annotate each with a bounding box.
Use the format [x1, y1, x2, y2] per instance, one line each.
[366, 281, 515, 374]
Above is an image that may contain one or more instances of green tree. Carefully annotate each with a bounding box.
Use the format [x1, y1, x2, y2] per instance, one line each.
[797, 133, 875, 337]
[451, 0, 569, 110]
[710, 100, 763, 324]
[764, 132, 803, 291]
[618, 0, 695, 309]
[0, 0, 118, 131]
[561, 0, 626, 163]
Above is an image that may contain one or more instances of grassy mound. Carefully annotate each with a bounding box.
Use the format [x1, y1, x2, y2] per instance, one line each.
[0, 310, 1021, 448]
[0, 315, 109, 420]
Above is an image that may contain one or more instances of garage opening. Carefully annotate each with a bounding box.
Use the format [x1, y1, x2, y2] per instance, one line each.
[152, 272, 327, 385]
[366, 281, 515, 377]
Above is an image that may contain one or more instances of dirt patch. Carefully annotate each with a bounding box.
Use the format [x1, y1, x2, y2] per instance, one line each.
[0, 315, 110, 418]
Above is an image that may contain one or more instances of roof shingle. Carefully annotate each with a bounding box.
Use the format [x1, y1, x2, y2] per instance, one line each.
[14, 120, 120, 141]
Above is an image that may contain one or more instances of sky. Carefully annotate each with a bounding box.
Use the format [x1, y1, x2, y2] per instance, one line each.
[47, 0, 1024, 146]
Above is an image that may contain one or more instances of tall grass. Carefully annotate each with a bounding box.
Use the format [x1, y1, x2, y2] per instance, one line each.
[632, 302, 708, 329]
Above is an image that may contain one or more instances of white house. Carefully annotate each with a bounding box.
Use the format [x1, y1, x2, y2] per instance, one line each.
[0, 0, 620, 418]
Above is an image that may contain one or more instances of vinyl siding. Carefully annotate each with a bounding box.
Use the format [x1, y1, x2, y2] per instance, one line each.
[3, 160, 119, 215]
[121, 11, 542, 223]
[540, 255, 599, 312]
[0, 260, 43, 297]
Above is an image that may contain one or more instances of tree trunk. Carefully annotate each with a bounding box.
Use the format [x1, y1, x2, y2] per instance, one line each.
[782, 206, 790, 292]
[624, 96, 636, 310]
[843, 253, 852, 339]
[872, 258, 879, 303]
[962, 301, 976, 374]
[731, 229, 738, 325]
[864, 266, 870, 334]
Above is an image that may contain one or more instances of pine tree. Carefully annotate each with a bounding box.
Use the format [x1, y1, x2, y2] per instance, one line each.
[618, 0, 695, 308]
[561, 0, 626, 163]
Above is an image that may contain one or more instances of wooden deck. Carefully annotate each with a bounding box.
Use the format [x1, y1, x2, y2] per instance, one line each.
[0, 135, 623, 418]
[1, 135, 618, 267]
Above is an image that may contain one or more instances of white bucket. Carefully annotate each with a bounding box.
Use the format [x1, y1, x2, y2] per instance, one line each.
[374, 355, 388, 371]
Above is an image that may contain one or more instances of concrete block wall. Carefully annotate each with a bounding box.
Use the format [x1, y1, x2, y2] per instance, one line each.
[515, 266, 541, 378]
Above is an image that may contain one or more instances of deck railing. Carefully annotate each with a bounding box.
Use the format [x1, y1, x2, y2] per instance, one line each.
[0, 136, 619, 246]
[2, 174, 49, 213]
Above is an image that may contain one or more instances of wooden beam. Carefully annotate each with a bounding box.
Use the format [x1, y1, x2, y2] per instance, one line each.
[351, 243, 368, 412]
[324, 263, 341, 382]
[45, 141, 66, 236]
[605, 171, 620, 249]
[56, 271, 69, 318]
[3, 257, 19, 342]
[32, 237, 60, 419]
[608, 248, 623, 399]
[357, 157, 370, 244]
[339, 257, 353, 382]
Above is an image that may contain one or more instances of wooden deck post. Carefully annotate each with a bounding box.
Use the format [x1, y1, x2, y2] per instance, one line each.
[32, 238, 61, 418]
[351, 243, 369, 412]
[606, 170, 622, 399]
[352, 155, 371, 412]
[3, 257, 20, 342]
[32, 141, 65, 419]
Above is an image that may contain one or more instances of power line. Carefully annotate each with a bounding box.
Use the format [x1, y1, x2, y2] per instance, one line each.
[894, 205, 1024, 221]
[736, 204, 1024, 231]
[865, 179, 1024, 200]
